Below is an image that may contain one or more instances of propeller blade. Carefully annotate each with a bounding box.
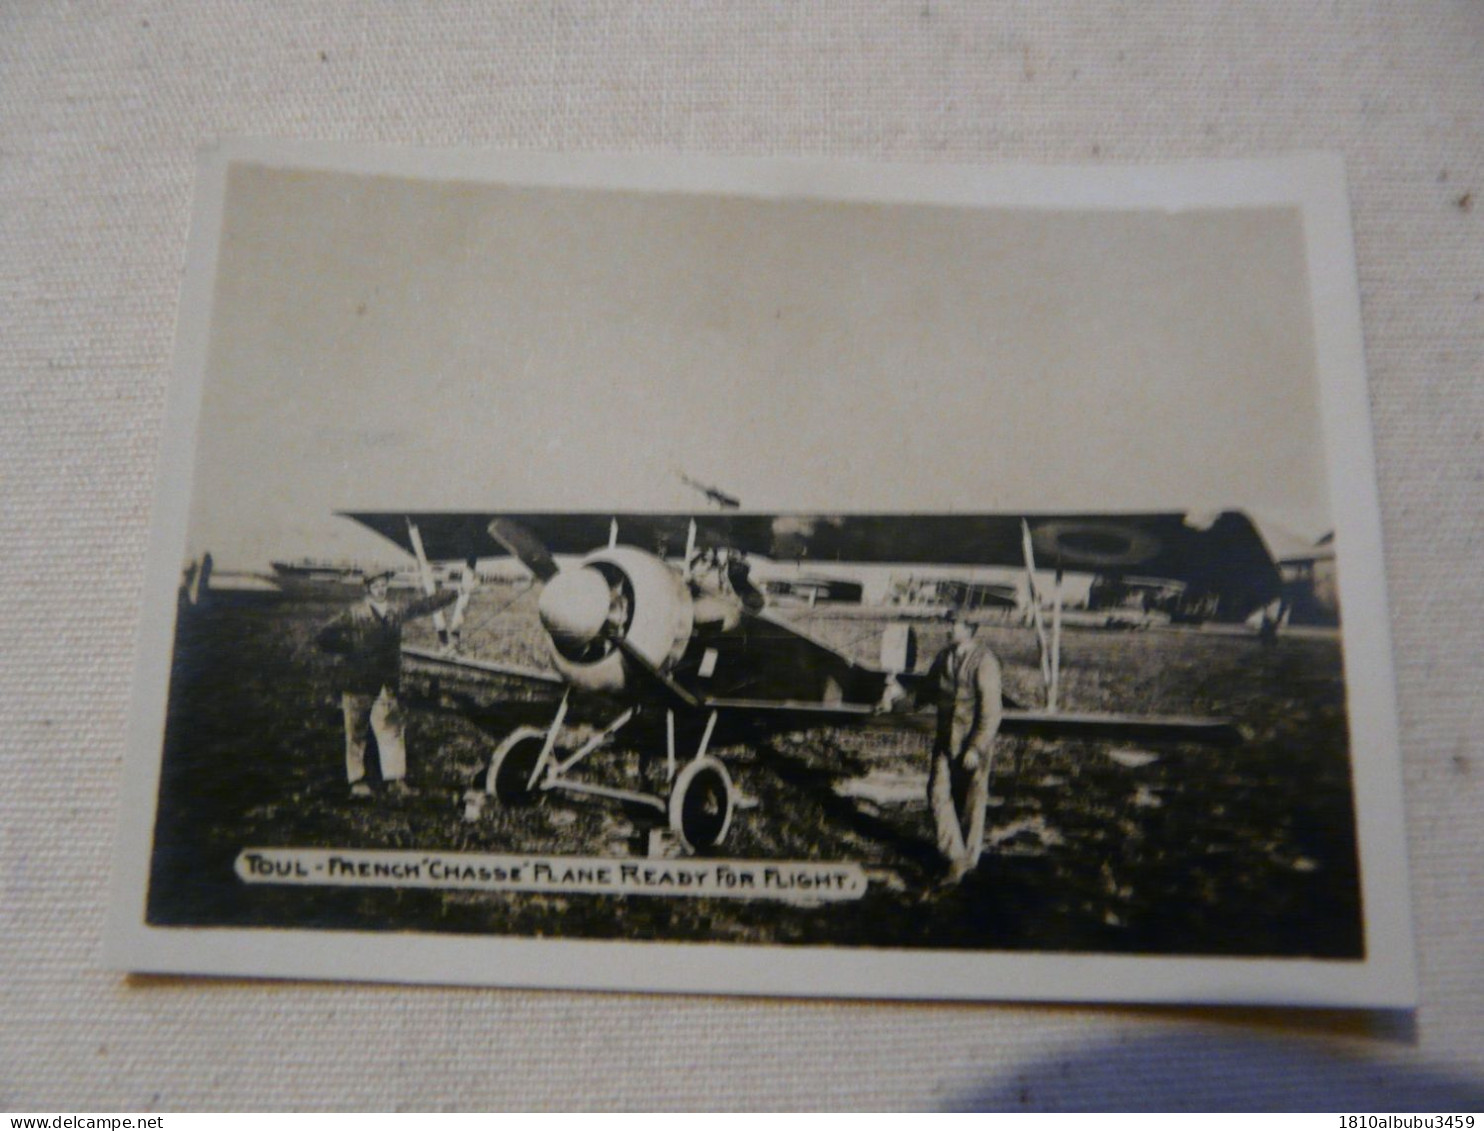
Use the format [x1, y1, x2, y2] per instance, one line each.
[610, 633, 700, 709]
[488, 518, 560, 582]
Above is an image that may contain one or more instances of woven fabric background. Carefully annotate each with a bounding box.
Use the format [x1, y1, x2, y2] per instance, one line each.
[3, 1, 1482, 1111]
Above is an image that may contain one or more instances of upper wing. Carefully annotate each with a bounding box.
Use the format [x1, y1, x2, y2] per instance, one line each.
[341, 509, 1280, 621]
[340, 511, 777, 563]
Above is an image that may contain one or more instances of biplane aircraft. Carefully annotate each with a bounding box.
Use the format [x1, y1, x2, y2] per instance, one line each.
[341, 510, 1279, 854]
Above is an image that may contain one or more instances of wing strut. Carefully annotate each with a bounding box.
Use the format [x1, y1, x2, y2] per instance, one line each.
[1022, 520, 1062, 708]
[406, 518, 449, 649]
[1050, 566, 1064, 713]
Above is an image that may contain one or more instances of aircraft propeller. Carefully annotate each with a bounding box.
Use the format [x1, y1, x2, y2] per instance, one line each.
[537, 567, 614, 658]
[489, 518, 630, 665]
[488, 517, 560, 582]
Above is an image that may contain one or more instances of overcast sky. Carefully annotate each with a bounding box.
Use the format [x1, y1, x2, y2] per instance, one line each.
[185, 162, 1329, 568]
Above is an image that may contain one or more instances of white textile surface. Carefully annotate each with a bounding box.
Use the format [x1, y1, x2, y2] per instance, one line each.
[2, 1, 1481, 1112]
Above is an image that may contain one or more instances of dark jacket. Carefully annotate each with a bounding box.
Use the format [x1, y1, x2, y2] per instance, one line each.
[926, 639, 1003, 759]
[316, 591, 456, 694]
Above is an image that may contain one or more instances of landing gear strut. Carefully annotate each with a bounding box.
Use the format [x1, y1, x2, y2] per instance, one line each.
[473, 701, 737, 855]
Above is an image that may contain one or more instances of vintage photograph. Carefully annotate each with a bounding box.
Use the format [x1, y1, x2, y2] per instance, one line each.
[108, 145, 1413, 1004]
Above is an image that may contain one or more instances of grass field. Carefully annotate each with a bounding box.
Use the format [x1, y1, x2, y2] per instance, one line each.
[146, 582, 1363, 958]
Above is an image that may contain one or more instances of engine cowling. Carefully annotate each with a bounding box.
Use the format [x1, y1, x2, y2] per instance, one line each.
[538, 546, 694, 694]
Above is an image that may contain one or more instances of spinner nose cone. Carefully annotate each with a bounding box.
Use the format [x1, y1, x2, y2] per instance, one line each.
[538, 566, 612, 654]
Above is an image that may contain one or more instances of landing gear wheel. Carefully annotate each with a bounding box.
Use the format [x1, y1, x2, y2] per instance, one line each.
[668, 756, 734, 854]
[484, 726, 547, 805]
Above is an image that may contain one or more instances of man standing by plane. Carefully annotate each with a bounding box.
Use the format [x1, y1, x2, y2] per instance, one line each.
[924, 609, 1003, 885]
[316, 570, 457, 799]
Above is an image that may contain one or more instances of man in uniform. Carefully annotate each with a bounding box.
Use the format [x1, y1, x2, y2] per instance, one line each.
[316, 570, 457, 798]
[924, 609, 1003, 884]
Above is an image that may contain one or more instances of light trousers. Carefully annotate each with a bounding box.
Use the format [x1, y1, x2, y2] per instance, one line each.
[928, 743, 993, 879]
[342, 687, 406, 784]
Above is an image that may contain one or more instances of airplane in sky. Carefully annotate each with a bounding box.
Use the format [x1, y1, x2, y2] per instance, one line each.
[341, 508, 1278, 854]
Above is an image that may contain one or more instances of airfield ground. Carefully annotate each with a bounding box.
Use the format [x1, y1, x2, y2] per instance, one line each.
[147, 582, 1363, 958]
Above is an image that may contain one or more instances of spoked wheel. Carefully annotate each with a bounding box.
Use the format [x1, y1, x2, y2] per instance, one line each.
[668, 756, 734, 854]
[484, 726, 547, 805]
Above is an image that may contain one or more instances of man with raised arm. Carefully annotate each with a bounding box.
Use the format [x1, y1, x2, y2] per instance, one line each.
[315, 570, 457, 799]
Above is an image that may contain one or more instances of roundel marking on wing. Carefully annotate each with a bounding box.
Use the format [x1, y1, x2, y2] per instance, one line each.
[1030, 521, 1162, 569]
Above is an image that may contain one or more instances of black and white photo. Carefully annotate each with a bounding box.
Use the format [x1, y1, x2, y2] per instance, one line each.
[107, 143, 1414, 1005]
